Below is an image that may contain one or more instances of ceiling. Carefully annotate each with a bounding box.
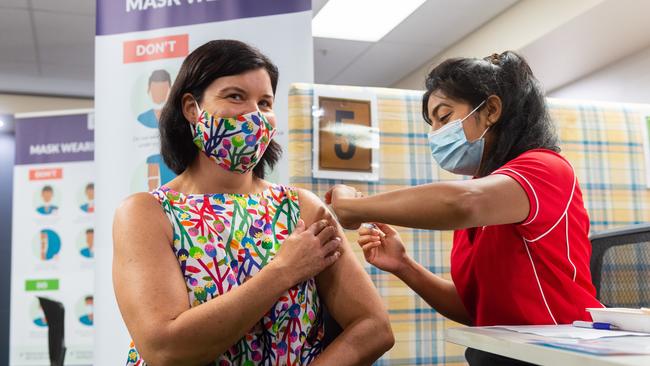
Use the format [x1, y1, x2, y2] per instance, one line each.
[0, 0, 519, 98]
[312, 0, 517, 87]
[0, 0, 95, 97]
[520, 0, 650, 93]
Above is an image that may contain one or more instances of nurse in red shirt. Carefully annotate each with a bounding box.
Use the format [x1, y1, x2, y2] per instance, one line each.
[326, 51, 603, 366]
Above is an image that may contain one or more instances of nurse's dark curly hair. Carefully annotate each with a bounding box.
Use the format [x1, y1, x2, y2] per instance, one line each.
[422, 51, 560, 177]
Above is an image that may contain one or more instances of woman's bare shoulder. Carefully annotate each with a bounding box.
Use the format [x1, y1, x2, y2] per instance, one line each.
[113, 192, 173, 249]
[115, 192, 164, 219]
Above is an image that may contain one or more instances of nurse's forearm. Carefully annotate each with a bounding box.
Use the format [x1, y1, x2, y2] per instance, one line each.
[395, 256, 472, 325]
[334, 182, 476, 230]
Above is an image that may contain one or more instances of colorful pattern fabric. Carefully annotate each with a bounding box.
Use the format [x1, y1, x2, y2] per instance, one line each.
[126, 184, 324, 366]
[287, 83, 650, 366]
[192, 110, 276, 173]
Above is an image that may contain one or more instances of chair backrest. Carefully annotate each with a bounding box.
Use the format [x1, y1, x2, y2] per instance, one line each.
[589, 223, 650, 307]
[37, 297, 66, 366]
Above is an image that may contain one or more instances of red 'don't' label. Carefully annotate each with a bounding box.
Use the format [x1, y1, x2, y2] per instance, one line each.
[29, 168, 63, 181]
[123, 34, 189, 63]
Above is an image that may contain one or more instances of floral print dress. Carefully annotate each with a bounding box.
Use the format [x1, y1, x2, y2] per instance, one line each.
[126, 184, 324, 366]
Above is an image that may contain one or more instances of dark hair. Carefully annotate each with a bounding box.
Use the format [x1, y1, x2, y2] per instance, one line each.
[422, 51, 559, 177]
[42, 185, 53, 193]
[148, 69, 171, 88]
[86, 228, 94, 234]
[159, 40, 281, 179]
[85, 183, 94, 191]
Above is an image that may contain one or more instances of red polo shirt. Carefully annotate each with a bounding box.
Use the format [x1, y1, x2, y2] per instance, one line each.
[451, 149, 603, 326]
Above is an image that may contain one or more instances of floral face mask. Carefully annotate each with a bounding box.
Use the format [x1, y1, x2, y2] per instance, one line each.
[191, 101, 276, 173]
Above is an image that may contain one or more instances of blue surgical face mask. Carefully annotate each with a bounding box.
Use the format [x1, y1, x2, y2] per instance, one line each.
[427, 100, 488, 176]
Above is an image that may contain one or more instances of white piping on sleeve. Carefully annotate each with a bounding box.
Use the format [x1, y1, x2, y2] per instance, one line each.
[494, 168, 539, 226]
[525, 172, 577, 243]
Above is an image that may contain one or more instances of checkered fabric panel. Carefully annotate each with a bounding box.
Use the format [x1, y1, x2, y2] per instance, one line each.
[548, 99, 650, 232]
[287, 84, 650, 366]
[549, 99, 650, 312]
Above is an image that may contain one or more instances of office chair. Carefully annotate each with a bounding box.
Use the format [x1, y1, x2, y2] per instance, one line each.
[37, 297, 66, 366]
[589, 223, 650, 308]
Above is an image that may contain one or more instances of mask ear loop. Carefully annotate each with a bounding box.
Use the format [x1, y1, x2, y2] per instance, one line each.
[466, 100, 490, 143]
[429, 99, 487, 138]
[468, 100, 486, 117]
[475, 123, 490, 141]
[189, 98, 205, 130]
[192, 98, 202, 117]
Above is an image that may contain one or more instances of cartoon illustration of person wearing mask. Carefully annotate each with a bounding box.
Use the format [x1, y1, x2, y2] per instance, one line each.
[137, 69, 172, 128]
[79, 296, 94, 326]
[80, 228, 94, 258]
[80, 183, 94, 213]
[36, 185, 58, 215]
[40, 229, 61, 261]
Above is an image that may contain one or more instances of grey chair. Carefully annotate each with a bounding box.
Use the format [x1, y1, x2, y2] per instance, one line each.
[589, 223, 650, 307]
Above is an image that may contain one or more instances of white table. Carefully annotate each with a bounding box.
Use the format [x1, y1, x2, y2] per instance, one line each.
[445, 326, 650, 366]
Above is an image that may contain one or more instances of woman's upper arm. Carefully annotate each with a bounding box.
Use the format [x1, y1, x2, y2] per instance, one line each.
[463, 173, 530, 228]
[483, 151, 578, 237]
[296, 188, 389, 328]
[112, 193, 189, 351]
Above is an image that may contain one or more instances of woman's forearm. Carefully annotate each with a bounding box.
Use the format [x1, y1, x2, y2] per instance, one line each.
[142, 261, 293, 365]
[334, 182, 477, 230]
[312, 317, 394, 366]
[395, 256, 472, 325]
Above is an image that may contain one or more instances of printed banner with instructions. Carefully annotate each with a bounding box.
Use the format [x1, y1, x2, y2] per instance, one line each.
[10, 111, 95, 365]
[94, 1, 313, 364]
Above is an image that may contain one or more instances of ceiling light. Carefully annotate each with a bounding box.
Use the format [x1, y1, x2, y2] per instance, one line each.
[312, 0, 426, 42]
[0, 120, 4, 129]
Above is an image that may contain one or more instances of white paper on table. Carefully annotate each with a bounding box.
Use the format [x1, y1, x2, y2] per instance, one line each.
[493, 325, 650, 340]
[585, 335, 650, 352]
[531, 335, 650, 355]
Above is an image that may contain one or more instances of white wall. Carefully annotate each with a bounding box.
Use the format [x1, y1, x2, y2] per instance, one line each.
[392, 0, 650, 106]
[549, 45, 650, 104]
[392, 0, 605, 89]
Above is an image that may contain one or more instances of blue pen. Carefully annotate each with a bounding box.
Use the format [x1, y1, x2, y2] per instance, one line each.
[572, 320, 620, 330]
